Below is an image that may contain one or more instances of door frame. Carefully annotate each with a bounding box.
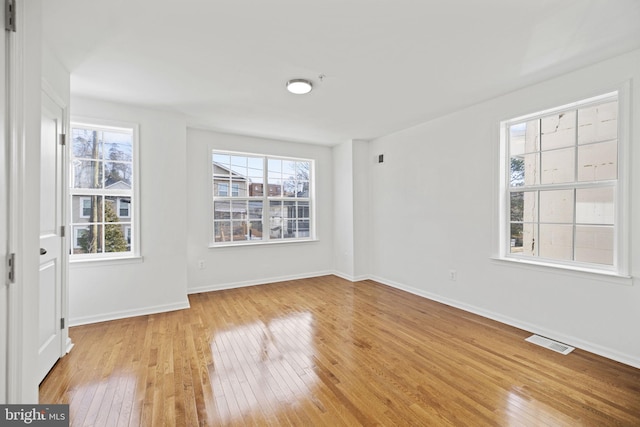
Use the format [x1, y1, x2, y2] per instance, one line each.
[6, 0, 43, 403]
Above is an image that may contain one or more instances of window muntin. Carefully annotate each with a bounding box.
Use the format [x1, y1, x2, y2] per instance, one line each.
[505, 94, 619, 269]
[212, 151, 313, 245]
[70, 123, 136, 258]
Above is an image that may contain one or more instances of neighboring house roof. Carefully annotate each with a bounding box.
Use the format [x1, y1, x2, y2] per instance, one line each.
[213, 162, 249, 181]
[105, 180, 132, 190]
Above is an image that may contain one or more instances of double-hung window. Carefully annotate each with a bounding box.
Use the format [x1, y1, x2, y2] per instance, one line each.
[69, 122, 138, 259]
[212, 151, 313, 245]
[501, 92, 627, 274]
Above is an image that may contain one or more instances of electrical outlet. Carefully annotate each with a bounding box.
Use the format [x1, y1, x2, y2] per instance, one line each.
[198, 260, 205, 270]
[449, 270, 457, 281]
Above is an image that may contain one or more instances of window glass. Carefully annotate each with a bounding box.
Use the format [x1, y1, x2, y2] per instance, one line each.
[213, 152, 313, 245]
[70, 124, 136, 258]
[504, 95, 619, 270]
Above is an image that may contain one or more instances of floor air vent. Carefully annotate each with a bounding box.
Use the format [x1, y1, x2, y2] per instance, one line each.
[525, 334, 574, 355]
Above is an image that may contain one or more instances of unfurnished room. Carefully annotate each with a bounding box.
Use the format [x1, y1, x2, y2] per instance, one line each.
[1, 0, 640, 426]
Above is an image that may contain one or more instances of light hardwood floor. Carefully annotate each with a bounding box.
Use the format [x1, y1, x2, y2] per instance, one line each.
[40, 276, 640, 426]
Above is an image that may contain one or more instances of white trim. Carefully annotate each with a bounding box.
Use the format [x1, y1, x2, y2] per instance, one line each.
[368, 274, 640, 369]
[70, 255, 144, 267]
[69, 301, 190, 327]
[69, 119, 140, 259]
[497, 87, 629, 276]
[211, 149, 315, 246]
[187, 270, 334, 294]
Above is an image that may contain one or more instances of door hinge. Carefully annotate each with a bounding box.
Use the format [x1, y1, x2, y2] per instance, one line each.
[5, 0, 16, 32]
[59, 133, 66, 145]
[60, 225, 66, 237]
[7, 253, 15, 283]
[60, 318, 65, 329]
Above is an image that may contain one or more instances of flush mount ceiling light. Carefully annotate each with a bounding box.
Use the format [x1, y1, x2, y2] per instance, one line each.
[286, 79, 313, 95]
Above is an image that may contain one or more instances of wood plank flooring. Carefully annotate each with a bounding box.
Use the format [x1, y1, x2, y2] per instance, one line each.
[40, 276, 640, 426]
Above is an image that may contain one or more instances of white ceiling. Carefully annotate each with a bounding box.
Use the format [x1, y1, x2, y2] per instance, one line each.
[42, 0, 640, 146]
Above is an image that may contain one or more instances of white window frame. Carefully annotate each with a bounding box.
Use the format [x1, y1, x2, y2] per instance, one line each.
[73, 226, 89, 249]
[69, 119, 140, 261]
[498, 89, 630, 278]
[117, 197, 130, 218]
[210, 150, 316, 247]
[79, 196, 92, 218]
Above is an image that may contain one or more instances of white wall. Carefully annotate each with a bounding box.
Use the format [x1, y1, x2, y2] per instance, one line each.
[333, 139, 370, 280]
[332, 140, 355, 278]
[68, 97, 189, 324]
[367, 49, 640, 367]
[186, 128, 334, 292]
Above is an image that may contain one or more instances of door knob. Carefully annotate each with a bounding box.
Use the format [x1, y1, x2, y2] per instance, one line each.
[40, 248, 47, 255]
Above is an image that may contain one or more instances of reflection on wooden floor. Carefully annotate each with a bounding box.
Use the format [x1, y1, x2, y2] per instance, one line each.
[40, 276, 640, 426]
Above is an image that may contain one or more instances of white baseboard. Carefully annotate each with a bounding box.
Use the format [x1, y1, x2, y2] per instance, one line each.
[369, 274, 640, 369]
[330, 271, 369, 282]
[187, 270, 335, 294]
[69, 300, 191, 327]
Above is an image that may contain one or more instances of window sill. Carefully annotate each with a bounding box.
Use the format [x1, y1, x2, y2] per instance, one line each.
[490, 256, 633, 286]
[70, 255, 144, 268]
[209, 238, 319, 249]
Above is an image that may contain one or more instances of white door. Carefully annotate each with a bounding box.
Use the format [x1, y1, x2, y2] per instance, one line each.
[38, 91, 65, 383]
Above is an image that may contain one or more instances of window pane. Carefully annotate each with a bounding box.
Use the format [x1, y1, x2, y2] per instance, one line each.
[576, 187, 614, 225]
[509, 223, 523, 253]
[282, 160, 296, 178]
[577, 140, 617, 182]
[268, 159, 282, 178]
[283, 179, 296, 197]
[248, 222, 263, 240]
[231, 201, 247, 219]
[118, 199, 131, 217]
[214, 221, 231, 242]
[539, 190, 574, 223]
[104, 162, 132, 187]
[214, 180, 230, 197]
[72, 128, 101, 160]
[297, 220, 310, 237]
[510, 120, 539, 155]
[541, 148, 574, 184]
[510, 157, 524, 187]
[104, 197, 120, 222]
[213, 153, 230, 167]
[296, 162, 311, 181]
[539, 224, 573, 260]
[231, 180, 248, 197]
[298, 201, 310, 218]
[105, 223, 129, 253]
[73, 224, 103, 255]
[103, 131, 133, 161]
[510, 192, 524, 222]
[269, 201, 283, 239]
[249, 183, 264, 197]
[73, 195, 97, 222]
[214, 201, 231, 220]
[248, 201, 262, 220]
[296, 181, 310, 197]
[72, 160, 102, 189]
[575, 225, 614, 265]
[522, 223, 538, 257]
[268, 179, 283, 197]
[578, 101, 617, 145]
[541, 111, 576, 150]
[232, 221, 247, 241]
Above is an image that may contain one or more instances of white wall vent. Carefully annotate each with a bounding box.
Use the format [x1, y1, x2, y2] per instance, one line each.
[525, 335, 574, 355]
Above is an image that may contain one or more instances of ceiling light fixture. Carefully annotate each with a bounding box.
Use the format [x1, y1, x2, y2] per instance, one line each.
[286, 79, 313, 95]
